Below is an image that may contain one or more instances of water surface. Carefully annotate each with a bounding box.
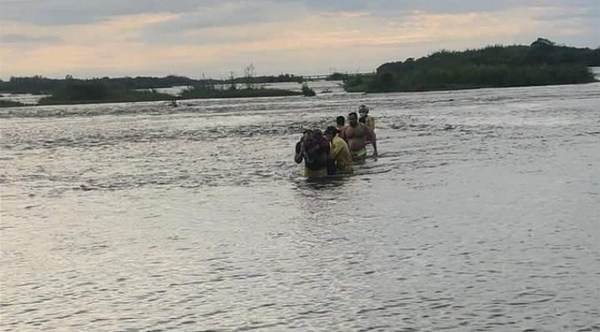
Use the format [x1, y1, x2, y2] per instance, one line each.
[1, 82, 599, 331]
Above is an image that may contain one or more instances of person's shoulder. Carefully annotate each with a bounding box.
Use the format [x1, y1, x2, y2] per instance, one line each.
[334, 135, 348, 145]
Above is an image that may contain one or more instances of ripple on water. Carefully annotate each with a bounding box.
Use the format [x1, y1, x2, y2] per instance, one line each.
[2, 84, 600, 331]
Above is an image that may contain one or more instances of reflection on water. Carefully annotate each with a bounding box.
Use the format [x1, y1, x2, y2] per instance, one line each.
[1, 83, 599, 331]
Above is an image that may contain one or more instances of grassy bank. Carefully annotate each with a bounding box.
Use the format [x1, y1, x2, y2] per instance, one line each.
[39, 89, 175, 105]
[180, 86, 303, 99]
[345, 40, 600, 93]
[345, 64, 596, 93]
[31, 80, 311, 106]
[0, 100, 28, 108]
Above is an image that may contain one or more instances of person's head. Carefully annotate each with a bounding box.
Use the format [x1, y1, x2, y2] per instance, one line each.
[302, 129, 313, 141]
[324, 126, 338, 141]
[348, 111, 358, 126]
[358, 104, 369, 115]
[336, 116, 345, 127]
[313, 129, 323, 140]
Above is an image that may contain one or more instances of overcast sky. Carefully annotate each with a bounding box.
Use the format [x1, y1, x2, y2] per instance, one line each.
[0, 0, 598, 79]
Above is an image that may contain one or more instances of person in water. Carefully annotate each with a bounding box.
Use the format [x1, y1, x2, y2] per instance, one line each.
[358, 104, 374, 131]
[336, 115, 346, 132]
[295, 129, 330, 178]
[324, 126, 353, 175]
[340, 112, 377, 161]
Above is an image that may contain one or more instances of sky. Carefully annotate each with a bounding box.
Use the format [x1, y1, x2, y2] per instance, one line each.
[0, 0, 598, 80]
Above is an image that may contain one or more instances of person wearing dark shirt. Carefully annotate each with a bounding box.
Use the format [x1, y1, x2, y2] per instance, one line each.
[295, 129, 330, 178]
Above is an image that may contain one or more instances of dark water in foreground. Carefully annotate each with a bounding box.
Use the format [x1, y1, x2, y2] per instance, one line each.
[1, 83, 599, 331]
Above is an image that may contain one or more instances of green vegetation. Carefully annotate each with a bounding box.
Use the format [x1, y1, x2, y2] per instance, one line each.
[233, 73, 303, 85]
[345, 39, 600, 92]
[0, 72, 311, 105]
[35, 80, 304, 105]
[327, 72, 352, 81]
[38, 80, 176, 105]
[0, 73, 305, 95]
[0, 100, 27, 108]
[301, 83, 316, 97]
[0, 75, 200, 94]
[180, 86, 303, 99]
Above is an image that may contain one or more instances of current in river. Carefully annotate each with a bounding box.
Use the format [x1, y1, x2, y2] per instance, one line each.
[1, 81, 599, 331]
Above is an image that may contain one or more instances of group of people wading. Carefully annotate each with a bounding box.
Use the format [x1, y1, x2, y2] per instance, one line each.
[295, 104, 378, 178]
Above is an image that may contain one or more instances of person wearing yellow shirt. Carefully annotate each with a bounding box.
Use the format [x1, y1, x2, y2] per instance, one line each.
[324, 126, 353, 175]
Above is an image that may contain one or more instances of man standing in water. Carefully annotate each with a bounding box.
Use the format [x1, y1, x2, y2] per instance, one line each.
[340, 112, 378, 161]
[336, 116, 346, 132]
[295, 129, 330, 178]
[324, 126, 353, 175]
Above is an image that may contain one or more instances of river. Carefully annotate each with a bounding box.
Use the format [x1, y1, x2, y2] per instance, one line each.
[1, 82, 599, 331]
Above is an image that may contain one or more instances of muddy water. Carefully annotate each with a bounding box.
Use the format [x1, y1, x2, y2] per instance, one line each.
[1, 82, 599, 331]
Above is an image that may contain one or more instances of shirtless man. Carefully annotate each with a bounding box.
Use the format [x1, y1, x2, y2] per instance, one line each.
[340, 112, 378, 161]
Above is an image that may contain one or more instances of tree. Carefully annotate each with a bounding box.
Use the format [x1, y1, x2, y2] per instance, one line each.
[244, 63, 255, 89]
[301, 83, 316, 96]
[228, 71, 236, 90]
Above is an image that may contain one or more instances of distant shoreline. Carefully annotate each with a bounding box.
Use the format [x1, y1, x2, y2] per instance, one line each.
[345, 40, 599, 93]
[2, 39, 599, 107]
[2, 76, 599, 108]
[0, 85, 319, 107]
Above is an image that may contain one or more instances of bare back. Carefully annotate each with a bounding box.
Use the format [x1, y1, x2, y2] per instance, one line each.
[342, 123, 371, 151]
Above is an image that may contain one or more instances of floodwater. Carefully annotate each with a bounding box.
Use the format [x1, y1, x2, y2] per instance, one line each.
[1, 82, 599, 331]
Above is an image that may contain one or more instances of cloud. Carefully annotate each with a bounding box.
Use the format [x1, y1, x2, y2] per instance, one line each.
[0, 0, 551, 26]
[1, 33, 61, 44]
[140, 1, 308, 45]
[0, 0, 598, 79]
[0, 0, 209, 25]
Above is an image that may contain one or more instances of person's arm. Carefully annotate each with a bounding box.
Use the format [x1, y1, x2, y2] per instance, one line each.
[366, 127, 378, 157]
[329, 138, 343, 159]
[367, 116, 375, 131]
[339, 127, 347, 141]
[319, 138, 330, 154]
[294, 141, 304, 163]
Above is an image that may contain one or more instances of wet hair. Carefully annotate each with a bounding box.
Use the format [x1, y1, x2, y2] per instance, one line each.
[348, 111, 358, 118]
[336, 116, 345, 126]
[325, 126, 338, 135]
[359, 104, 369, 113]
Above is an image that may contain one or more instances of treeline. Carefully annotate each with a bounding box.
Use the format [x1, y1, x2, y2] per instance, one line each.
[38, 79, 176, 105]
[180, 86, 303, 99]
[231, 73, 303, 84]
[0, 73, 308, 95]
[8, 76, 318, 106]
[345, 38, 600, 92]
[0, 75, 197, 94]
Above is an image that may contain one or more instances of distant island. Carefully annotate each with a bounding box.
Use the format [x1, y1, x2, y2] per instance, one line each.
[0, 73, 318, 107]
[344, 38, 599, 92]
